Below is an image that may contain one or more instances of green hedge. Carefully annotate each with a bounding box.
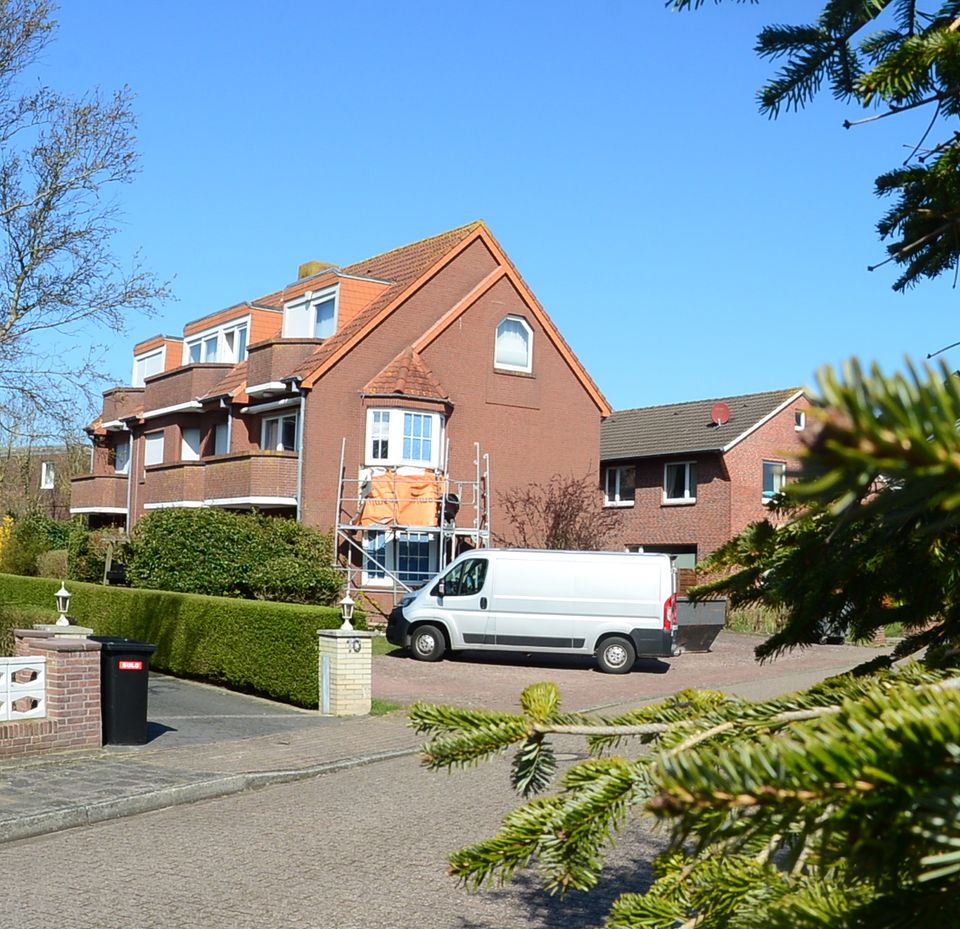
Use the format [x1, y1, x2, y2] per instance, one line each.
[0, 574, 366, 708]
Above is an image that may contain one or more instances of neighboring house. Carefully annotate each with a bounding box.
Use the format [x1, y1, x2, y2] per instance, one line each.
[600, 388, 809, 569]
[0, 443, 89, 520]
[72, 221, 610, 608]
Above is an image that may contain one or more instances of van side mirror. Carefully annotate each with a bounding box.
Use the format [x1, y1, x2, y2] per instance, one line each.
[437, 580, 446, 598]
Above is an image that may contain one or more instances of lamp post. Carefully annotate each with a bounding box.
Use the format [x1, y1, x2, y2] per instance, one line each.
[55, 583, 71, 626]
[339, 592, 355, 631]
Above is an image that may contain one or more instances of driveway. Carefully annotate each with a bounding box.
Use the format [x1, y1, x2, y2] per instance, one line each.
[371, 630, 887, 712]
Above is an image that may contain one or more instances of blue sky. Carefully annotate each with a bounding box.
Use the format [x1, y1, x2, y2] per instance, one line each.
[40, 0, 959, 412]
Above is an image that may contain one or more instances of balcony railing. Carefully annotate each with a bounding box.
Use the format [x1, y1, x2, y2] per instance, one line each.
[70, 473, 128, 513]
[140, 453, 298, 509]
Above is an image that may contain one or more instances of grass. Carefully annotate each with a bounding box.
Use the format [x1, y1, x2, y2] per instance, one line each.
[370, 631, 403, 657]
[370, 697, 403, 716]
[726, 607, 907, 641]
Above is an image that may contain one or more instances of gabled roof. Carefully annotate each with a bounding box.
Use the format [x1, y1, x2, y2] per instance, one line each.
[601, 388, 804, 461]
[363, 347, 449, 402]
[292, 221, 610, 415]
[290, 223, 483, 384]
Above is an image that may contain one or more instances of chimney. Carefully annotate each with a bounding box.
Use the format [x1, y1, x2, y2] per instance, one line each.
[298, 260, 336, 280]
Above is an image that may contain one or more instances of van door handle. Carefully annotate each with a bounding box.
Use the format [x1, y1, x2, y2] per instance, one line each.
[480, 597, 487, 610]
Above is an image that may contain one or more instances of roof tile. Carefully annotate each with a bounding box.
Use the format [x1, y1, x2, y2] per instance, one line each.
[363, 347, 449, 401]
[601, 388, 803, 460]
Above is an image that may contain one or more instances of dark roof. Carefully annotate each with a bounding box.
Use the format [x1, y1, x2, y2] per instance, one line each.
[600, 388, 803, 461]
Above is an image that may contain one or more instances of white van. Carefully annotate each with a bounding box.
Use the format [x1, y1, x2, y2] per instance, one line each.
[386, 548, 679, 673]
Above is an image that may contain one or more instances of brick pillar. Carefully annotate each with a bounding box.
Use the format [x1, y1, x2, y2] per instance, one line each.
[317, 629, 374, 716]
[11, 629, 102, 752]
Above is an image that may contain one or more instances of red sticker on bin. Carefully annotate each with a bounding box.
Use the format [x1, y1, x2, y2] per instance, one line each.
[118, 660, 143, 670]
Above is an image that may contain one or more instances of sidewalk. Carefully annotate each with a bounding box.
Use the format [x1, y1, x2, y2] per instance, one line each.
[0, 676, 422, 845]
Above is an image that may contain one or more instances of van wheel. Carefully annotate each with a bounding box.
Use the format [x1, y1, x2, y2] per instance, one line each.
[596, 636, 636, 674]
[409, 624, 445, 662]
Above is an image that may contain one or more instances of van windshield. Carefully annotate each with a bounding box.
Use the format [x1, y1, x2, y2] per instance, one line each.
[432, 558, 488, 597]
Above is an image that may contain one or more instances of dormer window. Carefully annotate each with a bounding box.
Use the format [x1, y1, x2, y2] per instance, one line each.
[495, 316, 533, 373]
[282, 286, 339, 339]
[132, 347, 165, 387]
[184, 320, 249, 365]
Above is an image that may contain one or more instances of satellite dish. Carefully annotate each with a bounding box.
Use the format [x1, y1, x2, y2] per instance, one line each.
[710, 402, 731, 426]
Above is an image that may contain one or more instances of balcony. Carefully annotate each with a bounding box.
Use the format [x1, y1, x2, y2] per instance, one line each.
[70, 474, 128, 513]
[140, 453, 298, 510]
[202, 452, 298, 506]
[100, 387, 144, 425]
[245, 339, 321, 390]
[142, 461, 205, 508]
[141, 364, 234, 413]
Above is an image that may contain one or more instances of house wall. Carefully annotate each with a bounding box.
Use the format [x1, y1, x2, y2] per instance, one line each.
[607, 454, 730, 559]
[724, 396, 810, 535]
[423, 274, 601, 538]
[298, 237, 502, 530]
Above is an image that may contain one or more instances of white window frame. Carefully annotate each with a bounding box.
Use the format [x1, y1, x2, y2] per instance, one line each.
[794, 410, 806, 431]
[144, 431, 164, 468]
[181, 427, 201, 462]
[40, 461, 55, 490]
[663, 461, 696, 504]
[261, 413, 299, 452]
[184, 317, 250, 365]
[362, 529, 439, 587]
[132, 347, 165, 388]
[494, 315, 533, 373]
[364, 408, 443, 468]
[763, 460, 787, 501]
[604, 464, 635, 507]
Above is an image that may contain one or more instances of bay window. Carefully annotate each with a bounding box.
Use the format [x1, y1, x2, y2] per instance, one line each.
[365, 408, 442, 468]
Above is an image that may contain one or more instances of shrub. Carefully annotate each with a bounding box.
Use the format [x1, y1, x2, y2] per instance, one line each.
[249, 555, 341, 605]
[1, 511, 71, 576]
[36, 549, 68, 579]
[67, 522, 130, 583]
[127, 508, 341, 602]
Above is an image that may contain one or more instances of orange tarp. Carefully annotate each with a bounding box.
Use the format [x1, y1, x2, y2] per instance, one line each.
[358, 472, 442, 528]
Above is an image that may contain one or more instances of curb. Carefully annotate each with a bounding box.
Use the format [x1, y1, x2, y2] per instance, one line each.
[0, 745, 420, 845]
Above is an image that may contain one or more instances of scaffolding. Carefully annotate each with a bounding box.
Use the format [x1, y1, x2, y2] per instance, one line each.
[334, 438, 491, 605]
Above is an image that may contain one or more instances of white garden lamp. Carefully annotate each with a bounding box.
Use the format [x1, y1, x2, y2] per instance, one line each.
[55, 583, 71, 626]
[339, 593, 355, 631]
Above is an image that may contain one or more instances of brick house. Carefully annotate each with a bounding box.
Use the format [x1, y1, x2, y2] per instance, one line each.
[71, 222, 610, 606]
[600, 388, 809, 569]
[0, 443, 89, 520]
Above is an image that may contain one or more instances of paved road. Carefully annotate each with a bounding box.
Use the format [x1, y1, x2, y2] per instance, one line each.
[4, 740, 662, 929]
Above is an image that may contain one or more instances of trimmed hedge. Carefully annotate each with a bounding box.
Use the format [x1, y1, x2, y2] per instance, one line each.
[0, 574, 366, 708]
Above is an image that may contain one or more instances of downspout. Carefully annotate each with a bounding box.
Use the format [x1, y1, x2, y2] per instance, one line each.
[219, 397, 233, 452]
[124, 430, 134, 535]
[295, 386, 306, 522]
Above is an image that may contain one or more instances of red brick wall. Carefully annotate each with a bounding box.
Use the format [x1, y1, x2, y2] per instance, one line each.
[1, 633, 102, 758]
[246, 339, 321, 387]
[725, 396, 810, 536]
[142, 365, 233, 412]
[299, 238, 502, 529]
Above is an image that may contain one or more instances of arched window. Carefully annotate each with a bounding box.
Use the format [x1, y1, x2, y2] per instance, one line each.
[494, 316, 533, 373]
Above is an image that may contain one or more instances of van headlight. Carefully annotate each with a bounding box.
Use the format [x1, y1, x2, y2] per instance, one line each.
[400, 593, 415, 608]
